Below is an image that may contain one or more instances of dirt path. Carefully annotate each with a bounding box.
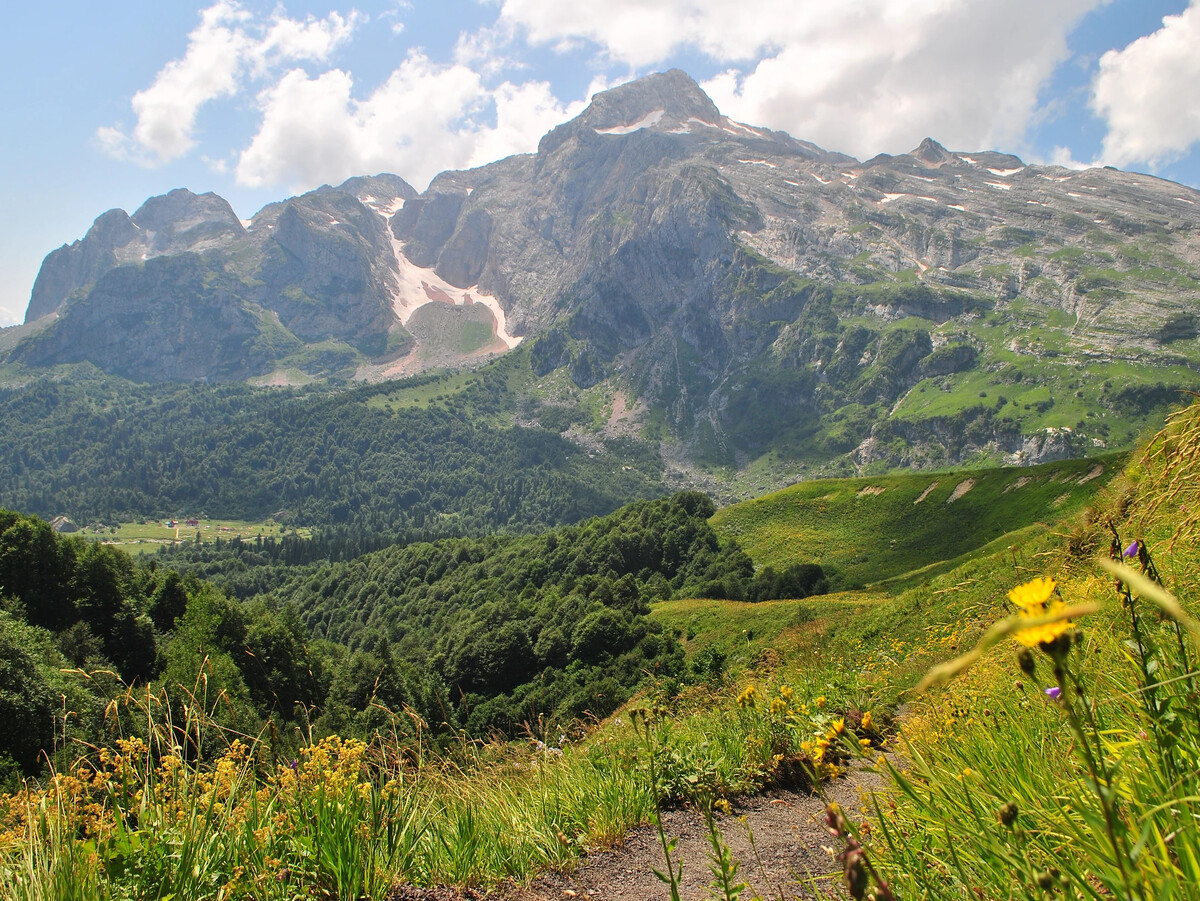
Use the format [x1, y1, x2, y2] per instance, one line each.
[390, 764, 885, 901]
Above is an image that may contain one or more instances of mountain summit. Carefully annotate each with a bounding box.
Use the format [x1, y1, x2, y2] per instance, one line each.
[569, 68, 723, 134]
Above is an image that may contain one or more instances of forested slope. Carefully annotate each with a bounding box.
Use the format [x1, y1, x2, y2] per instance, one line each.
[0, 491, 784, 779]
[0, 368, 662, 535]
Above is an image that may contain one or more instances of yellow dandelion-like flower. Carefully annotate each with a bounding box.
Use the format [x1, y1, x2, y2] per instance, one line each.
[815, 696, 826, 709]
[778, 685, 794, 702]
[831, 718, 846, 736]
[860, 711, 873, 731]
[1007, 577, 1073, 647]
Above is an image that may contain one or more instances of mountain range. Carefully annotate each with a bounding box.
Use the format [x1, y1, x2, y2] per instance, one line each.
[3, 69, 1198, 475]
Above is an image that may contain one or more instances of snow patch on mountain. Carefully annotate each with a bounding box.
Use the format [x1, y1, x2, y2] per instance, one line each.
[595, 109, 665, 135]
[387, 237, 521, 349]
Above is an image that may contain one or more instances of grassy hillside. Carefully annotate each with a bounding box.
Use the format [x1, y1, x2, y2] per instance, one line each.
[712, 454, 1120, 587]
[5, 404, 1200, 899]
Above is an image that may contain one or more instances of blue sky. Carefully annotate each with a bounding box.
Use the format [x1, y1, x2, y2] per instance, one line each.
[3, 0, 1199, 326]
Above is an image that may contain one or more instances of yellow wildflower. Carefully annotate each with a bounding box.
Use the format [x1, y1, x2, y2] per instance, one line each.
[861, 711, 873, 731]
[1008, 577, 1074, 647]
[736, 684, 758, 707]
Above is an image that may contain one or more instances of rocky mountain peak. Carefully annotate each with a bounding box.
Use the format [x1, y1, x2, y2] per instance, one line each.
[131, 188, 244, 252]
[320, 173, 418, 212]
[537, 69, 727, 157]
[581, 69, 722, 132]
[24, 209, 140, 322]
[912, 137, 951, 164]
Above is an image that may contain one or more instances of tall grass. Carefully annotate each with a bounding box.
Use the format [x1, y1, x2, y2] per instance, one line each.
[861, 400, 1200, 900]
[0, 658, 880, 898]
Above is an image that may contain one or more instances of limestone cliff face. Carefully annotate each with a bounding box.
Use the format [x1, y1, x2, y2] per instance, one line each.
[14, 254, 291, 381]
[26, 209, 140, 321]
[377, 72, 1200, 457]
[248, 188, 401, 348]
[26, 190, 246, 322]
[16, 177, 416, 380]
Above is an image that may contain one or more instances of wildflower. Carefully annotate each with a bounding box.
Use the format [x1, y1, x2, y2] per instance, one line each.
[831, 718, 846, 736]
[1008, 577, 1074, 648]
[1123, 540, 1140, 558]
[713, 798, 733, 815]
[778, 684, 794, 702]
[815, 696, 827, 709]
[860, 711, 873, 731]
[736, 684, 758, 707]
[1044, 686, 1062, 701]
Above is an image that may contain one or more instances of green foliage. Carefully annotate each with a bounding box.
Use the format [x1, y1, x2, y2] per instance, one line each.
[264, 492, 755, 734]
[0, 613, 58, 772]
[0, 371, 664, 537]
[865, 406, 1200, 898]
[712, 456, 1120, 588]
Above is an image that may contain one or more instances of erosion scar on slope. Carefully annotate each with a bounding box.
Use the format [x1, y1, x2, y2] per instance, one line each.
[946, 478, 976, 504]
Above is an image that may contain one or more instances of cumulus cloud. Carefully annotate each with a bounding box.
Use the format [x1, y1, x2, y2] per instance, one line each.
[1092, 1, 1200, 168]
[99, 1, 358, 164]
[501, 0, 1105, 159]
[236, 54, 589, 191]
[1047, 145, 1094, 170]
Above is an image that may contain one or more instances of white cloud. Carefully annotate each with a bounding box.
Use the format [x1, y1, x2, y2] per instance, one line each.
[467, 78, 597, 168]
[1048, 145, 1093, 170]
[128, 1, 251, 162]
[235, 54, 587, 192]
[499, 0, 794, 67]
[502, 0, 1106, 159]
[1092, 1, 1200, 168]
[250, 9, 360, 75]
[455, 21, 523, 77]
[99, 1, 358, 164]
